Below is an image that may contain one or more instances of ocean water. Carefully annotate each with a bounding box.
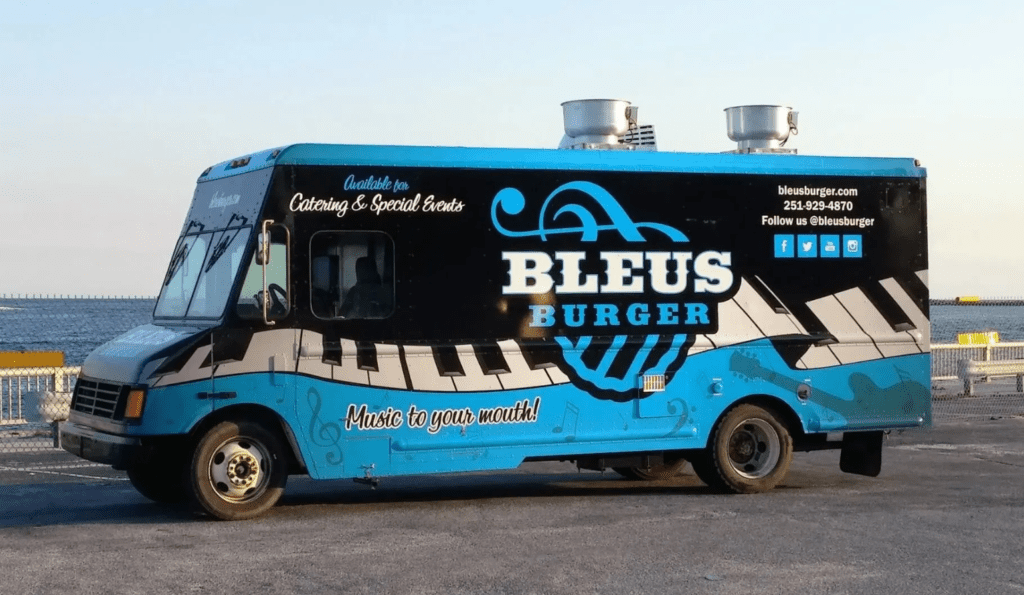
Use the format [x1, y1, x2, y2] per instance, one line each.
[930, 304, 1024, 343]
[0, 298, 156, 365]
[1, 299, 1022, 366]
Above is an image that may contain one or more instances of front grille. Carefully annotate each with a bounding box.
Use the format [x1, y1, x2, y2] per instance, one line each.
[72, 378, 127, 420]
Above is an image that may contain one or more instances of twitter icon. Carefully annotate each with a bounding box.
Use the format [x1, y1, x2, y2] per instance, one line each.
[797, 234, 817, 258]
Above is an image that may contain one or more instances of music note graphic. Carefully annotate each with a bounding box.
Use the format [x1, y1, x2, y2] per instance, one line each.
[552, 402, 580, 440]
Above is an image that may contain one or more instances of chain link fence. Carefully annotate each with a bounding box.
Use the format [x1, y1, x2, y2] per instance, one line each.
[1, 296, 154, 455]
[3, 296, 1023, 457]
[931, 342, 1024, 420]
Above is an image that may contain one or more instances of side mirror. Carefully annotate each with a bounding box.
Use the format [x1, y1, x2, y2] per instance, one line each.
[255, 238, 270, 265]
[256, 221, 274, 265]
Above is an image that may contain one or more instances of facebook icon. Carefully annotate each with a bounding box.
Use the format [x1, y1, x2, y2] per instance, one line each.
[774, 234, 794, 258]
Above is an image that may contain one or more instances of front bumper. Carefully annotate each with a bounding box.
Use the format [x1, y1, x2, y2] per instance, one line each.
[60, 421, 142, 469]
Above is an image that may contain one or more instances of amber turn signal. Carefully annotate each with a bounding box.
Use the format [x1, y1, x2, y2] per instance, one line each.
[125, 389, 146, 419]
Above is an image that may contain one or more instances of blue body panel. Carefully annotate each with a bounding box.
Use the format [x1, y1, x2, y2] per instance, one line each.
[133, 341, 928, 480]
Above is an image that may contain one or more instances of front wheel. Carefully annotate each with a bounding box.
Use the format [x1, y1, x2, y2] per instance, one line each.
[702, 404, 793, 493]
[188, 420, 288, 520]
[127, 449, 187, 504]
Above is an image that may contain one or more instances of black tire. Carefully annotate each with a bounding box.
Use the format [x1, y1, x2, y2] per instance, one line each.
[688, 453, 729, 491]
[188, 420, 288, 520]
[613, 458, 688, 481]
[127, 450, 187, 504]
[702, 404, 793, 493]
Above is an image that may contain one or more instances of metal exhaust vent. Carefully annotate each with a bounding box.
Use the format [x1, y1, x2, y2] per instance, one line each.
[558, 99, 657, 151]
[724, 105, 798, 154]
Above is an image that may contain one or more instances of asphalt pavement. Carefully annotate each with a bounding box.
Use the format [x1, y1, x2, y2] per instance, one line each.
[0, 415, 1021, 594]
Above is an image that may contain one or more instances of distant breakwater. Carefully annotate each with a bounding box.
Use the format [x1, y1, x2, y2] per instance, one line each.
[931, 299, 1024, 306]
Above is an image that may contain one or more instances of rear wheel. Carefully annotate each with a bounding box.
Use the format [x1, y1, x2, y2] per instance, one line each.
[188, 420, 288, 520]
[701, 404, 793, 493]
[613, 458, 688, 481]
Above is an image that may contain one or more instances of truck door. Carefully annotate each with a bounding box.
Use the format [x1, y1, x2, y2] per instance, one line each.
[218, 221, 296, 409]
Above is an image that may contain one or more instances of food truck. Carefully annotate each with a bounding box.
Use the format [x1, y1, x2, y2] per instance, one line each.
[61, 100, 930, 519]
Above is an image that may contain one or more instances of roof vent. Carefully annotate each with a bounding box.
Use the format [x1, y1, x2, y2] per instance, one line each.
[724, 105, 798, 153]
[559, 99, 656, 151]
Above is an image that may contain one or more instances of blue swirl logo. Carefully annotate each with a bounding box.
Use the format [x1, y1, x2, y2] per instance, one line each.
[491, 181, 687, 242]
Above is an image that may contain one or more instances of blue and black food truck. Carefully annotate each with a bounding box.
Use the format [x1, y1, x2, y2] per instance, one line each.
[61, 101, 930, 519]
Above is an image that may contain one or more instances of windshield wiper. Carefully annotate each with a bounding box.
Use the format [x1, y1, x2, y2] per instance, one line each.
[184, 219, 206, 234]
[163, 242, 190, 286]
[204, 214, 249, 272]
[163, 219, 208, 284]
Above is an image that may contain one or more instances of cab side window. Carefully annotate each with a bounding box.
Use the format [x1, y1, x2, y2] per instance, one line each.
[310, 231, 394, 320]
[236, 231, 289, 320]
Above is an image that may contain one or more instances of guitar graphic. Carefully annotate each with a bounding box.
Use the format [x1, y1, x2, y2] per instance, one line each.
[728, 349, 930, 425]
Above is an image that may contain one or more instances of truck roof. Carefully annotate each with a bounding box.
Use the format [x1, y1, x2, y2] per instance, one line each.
[198, 143, 925, 182]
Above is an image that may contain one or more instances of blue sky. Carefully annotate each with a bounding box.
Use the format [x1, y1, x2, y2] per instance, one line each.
[1, 0, 1020, 298]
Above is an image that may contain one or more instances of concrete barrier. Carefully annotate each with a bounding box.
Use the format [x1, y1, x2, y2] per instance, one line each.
[958, 358, 1024, 396]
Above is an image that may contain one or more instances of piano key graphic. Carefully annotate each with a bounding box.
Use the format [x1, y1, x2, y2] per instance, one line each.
[831, 287, 921, 357]
[211, 328, 300, 379]
[403, 340, 565, 392]
[879, 277, 930, 347]
[738, 276, 807, 337]
[366, 343, 406, 389]
[700, 272, 928, 369]
[296, 334, 371, 385]
[453, 344, 503, 391]
[694, 278, 811, 355]
[151, 344, 214, 387]
[356, 341, 378, 372]
[859, 280, 916, 332]
[333, 338, 370, 384]
[432, 344, 465, 377]
[803, 290, 916, 364]
[289, 331, 572, 392]
[202, 269, 929, 392]
[493, 339, 561, 390]
[895, 272, 928, 318]
[297, 330, 334, 380]
[403, 345, 456, 391]
[475, 342, 510, 375]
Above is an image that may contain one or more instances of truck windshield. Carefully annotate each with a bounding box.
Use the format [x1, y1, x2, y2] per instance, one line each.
[154, 226, 252, 319]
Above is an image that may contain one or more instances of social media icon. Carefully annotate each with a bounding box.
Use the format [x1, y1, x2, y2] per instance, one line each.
[821, 235, 840, 258]
[775, 234, 794, 258]
[798, 234, 817, 258]
[843, 235, 862, 258]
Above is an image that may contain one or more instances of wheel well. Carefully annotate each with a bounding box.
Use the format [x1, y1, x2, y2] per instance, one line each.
[188, 404, 306, 474]
[713, 394, 806, 443]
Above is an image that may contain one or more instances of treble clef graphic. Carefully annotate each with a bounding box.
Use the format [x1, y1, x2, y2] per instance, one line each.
[307, 387, 343, 465]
